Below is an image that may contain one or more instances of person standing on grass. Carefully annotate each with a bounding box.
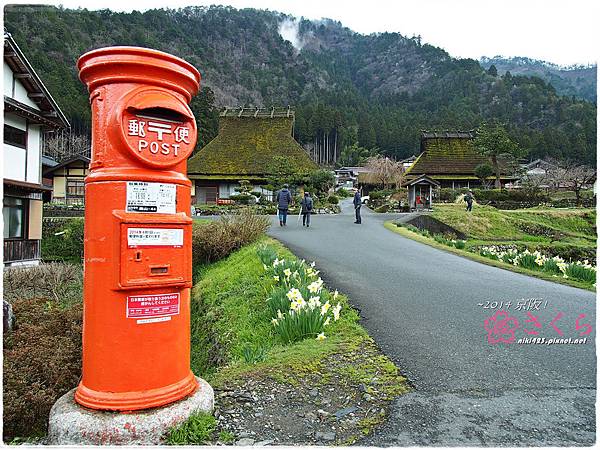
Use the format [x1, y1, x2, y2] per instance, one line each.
[464, 190, 474, 212]
[300, 191, 313, 227]
[276, 184, 292, 226]
[353, 189, 362, 224]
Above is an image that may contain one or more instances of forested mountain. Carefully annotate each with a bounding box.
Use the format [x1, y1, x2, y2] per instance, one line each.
[4, 5, 597, 165]
[480, 56, 596, 103]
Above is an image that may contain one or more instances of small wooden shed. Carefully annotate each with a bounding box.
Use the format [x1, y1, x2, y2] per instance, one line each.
[403, 175, 440, 211]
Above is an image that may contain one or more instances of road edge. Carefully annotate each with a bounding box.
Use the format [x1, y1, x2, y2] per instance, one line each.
[383, 221, 595, 292]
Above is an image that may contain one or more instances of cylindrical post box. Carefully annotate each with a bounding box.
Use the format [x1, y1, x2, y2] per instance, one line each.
[75, 47, 201, 410]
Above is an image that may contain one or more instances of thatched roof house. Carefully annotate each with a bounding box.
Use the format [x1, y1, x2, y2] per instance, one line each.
[404, 130, 516, 188]
[188, 107, 316, 204]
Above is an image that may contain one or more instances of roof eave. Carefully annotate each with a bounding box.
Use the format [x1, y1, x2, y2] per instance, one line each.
[4, 32, 70, 128]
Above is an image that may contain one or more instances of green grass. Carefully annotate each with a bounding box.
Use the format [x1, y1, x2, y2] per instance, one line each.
[430, 203, 596, 263]
[384, 222, 594, 292]
[193, 236, 375, 387]
[178, 236, 409, 444]
[166, 412, 216, 445]
[432, 204, 596, 243]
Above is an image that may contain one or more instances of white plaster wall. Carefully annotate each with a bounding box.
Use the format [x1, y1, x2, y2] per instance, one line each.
[3, 61, 13, 96]
[3, 115, 27, 181]
[12, 76, 40, 110]
[3, 145, 26, 180]
[27, 125, 41, 183]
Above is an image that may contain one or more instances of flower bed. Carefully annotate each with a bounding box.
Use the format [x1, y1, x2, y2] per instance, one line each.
[257, 246, 342, 343]
[477, 246, 596, 285]
[396, 222, 596, 287]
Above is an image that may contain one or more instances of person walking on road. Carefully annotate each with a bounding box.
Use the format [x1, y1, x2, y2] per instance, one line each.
[276, 184, 292, 226]
[464, 190, 474, 212]
[353, 189, 362, 224]
[300, 191, 313, 227]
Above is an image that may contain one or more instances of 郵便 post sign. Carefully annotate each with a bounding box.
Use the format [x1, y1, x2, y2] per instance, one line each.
[118, 89, 197, 168]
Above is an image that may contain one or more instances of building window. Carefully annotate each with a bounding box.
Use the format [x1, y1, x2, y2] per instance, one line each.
[3, 124, 27, 149]
[3, 197, 27, 239]
[66, 179, 85, 198]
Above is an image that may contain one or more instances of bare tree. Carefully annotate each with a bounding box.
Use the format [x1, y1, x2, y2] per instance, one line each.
[546, 159, 596, 206]
[364, 156, 404, 189]
[44, 130, 91, 161]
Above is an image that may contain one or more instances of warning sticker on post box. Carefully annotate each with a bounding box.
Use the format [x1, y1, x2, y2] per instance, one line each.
[127, 293, 180, 320]
[127, 228, 183, 248]
[126, 181, 176, 213]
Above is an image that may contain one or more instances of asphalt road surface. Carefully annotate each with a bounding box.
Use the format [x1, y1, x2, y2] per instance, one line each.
[268, 199, 596, 446]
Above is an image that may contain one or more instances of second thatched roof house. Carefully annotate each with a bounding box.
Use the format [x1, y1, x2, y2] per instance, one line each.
[404, 131, 517, 189]
[187, 107, 317, 204]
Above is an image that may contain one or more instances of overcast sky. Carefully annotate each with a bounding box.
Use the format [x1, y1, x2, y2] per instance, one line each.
[10, 0, 600, 66]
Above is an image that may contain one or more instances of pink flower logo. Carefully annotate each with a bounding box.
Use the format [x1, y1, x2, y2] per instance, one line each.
[484, 310, 519, 344]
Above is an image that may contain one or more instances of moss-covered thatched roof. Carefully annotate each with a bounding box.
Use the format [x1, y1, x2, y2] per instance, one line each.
[188, 115, 317, 178]
[405, 131, 514, 179]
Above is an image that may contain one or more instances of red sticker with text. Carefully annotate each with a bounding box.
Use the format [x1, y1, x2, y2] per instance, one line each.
[126, 293, 180, 319]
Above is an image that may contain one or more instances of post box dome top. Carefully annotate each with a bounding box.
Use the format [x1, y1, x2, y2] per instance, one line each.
[78, 46, 201, 102]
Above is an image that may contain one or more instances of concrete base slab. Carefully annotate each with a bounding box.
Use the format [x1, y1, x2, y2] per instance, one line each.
[47, 377, 214, 445]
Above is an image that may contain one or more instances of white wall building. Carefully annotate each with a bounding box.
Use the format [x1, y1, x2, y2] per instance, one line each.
[3, 32, 69, 266]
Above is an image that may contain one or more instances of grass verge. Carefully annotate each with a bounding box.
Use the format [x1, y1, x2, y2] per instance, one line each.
[384, 221, 594, 292]
[170, 236, 410, 445]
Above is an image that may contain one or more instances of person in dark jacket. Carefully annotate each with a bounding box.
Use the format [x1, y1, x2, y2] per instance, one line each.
[276, 184, 292, 226]
[300, 191, 313, 227]
[353, 189, 362, 224]
[464, 190, 474, 212]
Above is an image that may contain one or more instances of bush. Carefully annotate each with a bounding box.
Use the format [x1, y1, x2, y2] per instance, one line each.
[3, 297, 82, 441]
[41, 218, 84, 263]
[336, 188, 352, 198]
[3, 263, 82, 306]
[228, 193, 255, 205]
[454, 240, 466, 249]
[327, 194, 339, 205]
[471, 188, 550, 208]
[368, 190, 393, 200]
[192, 209, 270, 265]
[437, 188, 469, 202]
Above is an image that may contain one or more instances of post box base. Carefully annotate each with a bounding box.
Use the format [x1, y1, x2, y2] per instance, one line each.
[47, 376, 214, 445]
[74, 370, 198, 411]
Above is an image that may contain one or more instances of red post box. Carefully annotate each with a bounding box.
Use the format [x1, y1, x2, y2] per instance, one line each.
[75, 47, 201, 410]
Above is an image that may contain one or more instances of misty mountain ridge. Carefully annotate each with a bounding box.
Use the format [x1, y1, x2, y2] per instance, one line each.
[480, 56, 596, 102]
[3, 5, 596, 165]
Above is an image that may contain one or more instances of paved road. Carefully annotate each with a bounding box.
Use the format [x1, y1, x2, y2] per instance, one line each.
[268, 199, 596, 446]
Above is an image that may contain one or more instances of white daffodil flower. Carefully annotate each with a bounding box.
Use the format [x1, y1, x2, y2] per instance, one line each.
[333, 303, 342, 321]
[286, 288, 302, 301]
[316, 332, 326, 341]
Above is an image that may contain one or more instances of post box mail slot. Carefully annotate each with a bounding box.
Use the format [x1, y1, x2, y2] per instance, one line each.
[113, 210, 192, 289]
[117, 88, 197, 169]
